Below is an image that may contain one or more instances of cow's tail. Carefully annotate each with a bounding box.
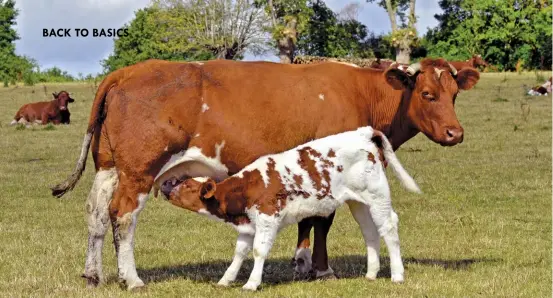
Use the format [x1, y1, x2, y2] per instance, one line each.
[50, 73, 118, 198]
[372, 131, 422, 194]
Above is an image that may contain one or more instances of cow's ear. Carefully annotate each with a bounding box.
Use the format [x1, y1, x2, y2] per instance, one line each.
[68, 98, 75, 103]
[200, 179, 217, 199]
[456, 68, 480, 90]
[52, 92, 58, 99]
[385, 68, 413, 90]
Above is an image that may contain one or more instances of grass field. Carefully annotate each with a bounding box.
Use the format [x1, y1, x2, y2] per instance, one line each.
[0, 72, 551, 297]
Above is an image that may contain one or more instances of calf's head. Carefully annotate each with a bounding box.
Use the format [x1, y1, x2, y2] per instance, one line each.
[53, 91, 75, 111]
[160, 177, 217, 210]
[385, 58, 480, 146]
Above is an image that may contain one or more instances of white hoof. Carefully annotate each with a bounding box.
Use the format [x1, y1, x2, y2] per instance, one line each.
[242, 281, 259, 291]
[126, 278, 145, 291]
[391, 274, 404, 283]
[217, 279, 231, 287]
[365, 271, 377, 280]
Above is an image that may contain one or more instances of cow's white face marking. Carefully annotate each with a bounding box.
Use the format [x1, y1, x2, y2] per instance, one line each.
[435, 67, 445, 78]
[201, 103, 210, 113]
[319, 94, 325, 101]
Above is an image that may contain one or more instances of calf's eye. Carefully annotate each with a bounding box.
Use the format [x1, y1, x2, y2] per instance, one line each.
[422, 91, 435, 101]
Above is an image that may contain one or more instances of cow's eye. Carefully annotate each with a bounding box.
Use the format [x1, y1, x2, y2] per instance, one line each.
[422, 91, 435, 101]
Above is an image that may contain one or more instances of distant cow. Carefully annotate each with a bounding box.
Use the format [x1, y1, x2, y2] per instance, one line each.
[528, 77, 552, 96]
[161, 126, 421, 291]
[11, 91, 75, 126]
[369, 58, 409, 71]
[449, 55, 489, 71]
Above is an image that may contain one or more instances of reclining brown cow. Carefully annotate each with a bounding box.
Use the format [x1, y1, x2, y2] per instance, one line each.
[11, 91, 75, 126]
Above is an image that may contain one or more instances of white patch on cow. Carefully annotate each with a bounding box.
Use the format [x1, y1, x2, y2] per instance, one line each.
[9, 119, 17, 125]
[293, 247, 312, 274]
[117, 193, 148, 290]
[194, 133, 200, 138]
[192, 177, 209, 183]
[319, 94, 325, 101]
[17, 118, 28, 124]
[154, 145, 229, 188]
[194, 62, 204, 65]
[164, 146, 168, 152]
[435, 67, 445, 78]
[201, 103, 210, 113]
[198, 208, 255, 235]
[34, 120, 42, 124]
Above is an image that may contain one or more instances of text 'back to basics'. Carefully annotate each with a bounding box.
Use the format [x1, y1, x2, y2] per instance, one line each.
[43, 28, 129, 37]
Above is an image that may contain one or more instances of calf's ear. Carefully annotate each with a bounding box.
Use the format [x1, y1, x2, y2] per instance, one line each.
[200, 179, 217, 199]
[385, 68, 413, 90]
[456, 68, 480, 90]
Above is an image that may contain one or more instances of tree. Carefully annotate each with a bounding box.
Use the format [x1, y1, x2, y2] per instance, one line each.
[297, 0, 372, 58]
[366, 0, 418, 63]
[255, 0, 312, 63]
[0, 0, 35, 85]
[152, 0, 270, 60]
[425, 0, 552, 70]
[102, 6, 215, 73]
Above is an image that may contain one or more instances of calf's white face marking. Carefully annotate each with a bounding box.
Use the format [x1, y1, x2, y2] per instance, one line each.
[319, 94, 325, 101]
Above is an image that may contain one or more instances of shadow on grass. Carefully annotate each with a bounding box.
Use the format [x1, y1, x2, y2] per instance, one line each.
[134, 255, 500, 286]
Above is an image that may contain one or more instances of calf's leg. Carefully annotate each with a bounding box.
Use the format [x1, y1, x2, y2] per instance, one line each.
[243, 215, 279, 291]
[346, 200, 380, 280]
[109, 177, 151, 290]
[217, 233, 254, 286]
[367, 201, 404, 283]
[83, 168, 118, 287]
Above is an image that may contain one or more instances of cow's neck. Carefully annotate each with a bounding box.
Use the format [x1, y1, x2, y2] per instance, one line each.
[359, 74, 418, 150]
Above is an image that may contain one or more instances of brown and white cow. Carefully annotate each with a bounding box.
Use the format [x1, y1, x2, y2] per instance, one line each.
[51, 58, 479, 290]
[369, 58, 409, 71]
[11, 91, 75, 126]
[449, 54, 489, 71]
[161, 126, 421, 290]
[527, 77, 552, 96]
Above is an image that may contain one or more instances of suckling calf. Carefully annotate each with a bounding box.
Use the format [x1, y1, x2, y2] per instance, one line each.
[160, 126, 421, 291]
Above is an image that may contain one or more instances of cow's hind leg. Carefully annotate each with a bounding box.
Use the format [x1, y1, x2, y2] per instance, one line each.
[83, 168, 118, 287]
[346, 200, 381, 280]
[109, 176, 151, 290]
[312, 213, 337, 279]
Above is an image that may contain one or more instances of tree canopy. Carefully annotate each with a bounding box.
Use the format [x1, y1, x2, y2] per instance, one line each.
[425, 0, 552, 70]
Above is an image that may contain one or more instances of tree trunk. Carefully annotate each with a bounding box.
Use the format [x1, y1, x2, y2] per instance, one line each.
[396, 46, 411, 64]
[277, 17, 298, 64]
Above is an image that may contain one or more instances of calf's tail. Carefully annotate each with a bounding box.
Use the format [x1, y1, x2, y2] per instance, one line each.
[371, 131, 421, 194]
[50, 73, 118, 198]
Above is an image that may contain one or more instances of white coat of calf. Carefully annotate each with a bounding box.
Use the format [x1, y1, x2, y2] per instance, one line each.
[161, 126, 421, 291]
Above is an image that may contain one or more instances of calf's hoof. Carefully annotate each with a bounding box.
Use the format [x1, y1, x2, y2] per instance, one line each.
[292, 248, 313, 274]
[242, 281, 260, 291]
[315, 267, 337, 280]
[365, 271, 378, 281]
[216, 279, 232, 287]
[121, 278, 145, 291]
[391, 274, 404, 283]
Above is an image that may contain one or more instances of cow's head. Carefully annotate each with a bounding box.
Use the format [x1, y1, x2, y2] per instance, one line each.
[53, 91, 75, 111]
[385, 58, 480, 146]
[472, 55, 489, 68]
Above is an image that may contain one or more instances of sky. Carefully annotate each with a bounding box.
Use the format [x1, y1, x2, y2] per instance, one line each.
[13, 0, 442, 76]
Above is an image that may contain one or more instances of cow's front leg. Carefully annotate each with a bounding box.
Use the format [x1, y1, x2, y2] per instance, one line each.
[40, 112, 49, 125]
[312, 212, 337, 279]
[218, 233, 254, 287]
[243, 215, 279, 291]
[293, 218, 313, 275]
[109, 179, 150, 290]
